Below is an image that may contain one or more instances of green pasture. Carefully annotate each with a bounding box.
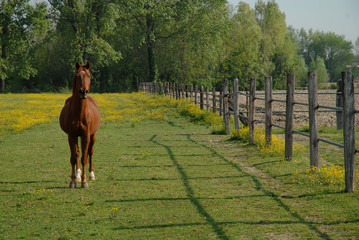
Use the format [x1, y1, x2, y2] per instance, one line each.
[0, 95, 359, 239]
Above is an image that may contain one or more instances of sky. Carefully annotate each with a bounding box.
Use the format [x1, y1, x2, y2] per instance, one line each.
[228, 0, 359, 43]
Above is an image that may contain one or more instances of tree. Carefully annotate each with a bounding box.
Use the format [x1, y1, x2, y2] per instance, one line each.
[253, 0, 301, 89]
[121, 0, 229, 84]
[158, 0, 229, 86]
[354, 37, 359, 57]
[221, 2, 262, 89]
[308, 31, 353, 81]
[309, 56, 329, 88]
[48, 0, 122, 91]
[255, 0, 286, 75]
[0, 0, 49, 92]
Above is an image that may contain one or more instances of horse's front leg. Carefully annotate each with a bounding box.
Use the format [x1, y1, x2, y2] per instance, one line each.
[68, 135, 80, 188]
[81, 135, 90, 188]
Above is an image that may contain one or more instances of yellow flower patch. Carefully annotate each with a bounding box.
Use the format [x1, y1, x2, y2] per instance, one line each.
[0, 92, 223, 138]
[231, 127, 305, 156]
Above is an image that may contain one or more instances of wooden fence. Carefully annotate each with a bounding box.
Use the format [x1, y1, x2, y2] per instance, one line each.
[139, 71, 357, 192]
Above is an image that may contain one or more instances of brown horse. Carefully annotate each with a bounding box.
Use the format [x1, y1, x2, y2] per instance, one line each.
[60, 62, 101, 188]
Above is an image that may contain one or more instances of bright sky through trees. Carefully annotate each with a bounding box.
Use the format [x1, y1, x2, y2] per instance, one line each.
[229, 0, 359, 43]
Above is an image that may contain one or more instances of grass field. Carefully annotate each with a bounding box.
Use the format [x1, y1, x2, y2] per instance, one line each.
[0, 93, 358, 239]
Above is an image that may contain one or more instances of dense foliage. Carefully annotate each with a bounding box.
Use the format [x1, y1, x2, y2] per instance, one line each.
[0, 0, 357, 92]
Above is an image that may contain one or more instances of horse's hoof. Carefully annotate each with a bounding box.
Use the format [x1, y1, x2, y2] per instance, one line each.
[82, 183, 89, 188]
[89, 171, 96, 181]
[69, 183, 77, 188]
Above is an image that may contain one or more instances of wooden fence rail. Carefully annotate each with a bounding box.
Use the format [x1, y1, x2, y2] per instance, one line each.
[139, 71, 357, 192]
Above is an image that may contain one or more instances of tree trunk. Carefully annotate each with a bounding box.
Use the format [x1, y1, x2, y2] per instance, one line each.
[146, 14, 157, 82]
[147, 41, 157, 82]
[1, 79, 4, 93]
[1, 43, 5, 92]
[1, 18, 8, 93]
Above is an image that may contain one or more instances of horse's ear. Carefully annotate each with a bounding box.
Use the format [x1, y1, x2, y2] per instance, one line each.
[75, 62, 81, 70]
[84, 62, 91, 70]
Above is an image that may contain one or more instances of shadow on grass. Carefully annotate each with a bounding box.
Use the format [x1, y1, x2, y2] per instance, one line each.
[113, 219, 359, 231]
[106, 194, 268, 203]
[148, 134, 230, 240]
[283, 190, 345, 199]
[185, 134, 333, 240]
[112, 175, 246, 182]
[0, 180, 55, 184]
[112, 131, 338, 239]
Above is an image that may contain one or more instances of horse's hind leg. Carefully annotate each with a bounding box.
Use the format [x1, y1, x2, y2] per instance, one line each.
[68, 135, 80, 188]
[88, 134, 96, 181]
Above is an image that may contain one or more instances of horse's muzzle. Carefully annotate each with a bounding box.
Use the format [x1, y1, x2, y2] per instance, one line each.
[79, 89, 89, 99]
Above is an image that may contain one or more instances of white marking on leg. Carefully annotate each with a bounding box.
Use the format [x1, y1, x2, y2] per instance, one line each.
[76, 169, 82, 182]
[89, 171, 95, 181]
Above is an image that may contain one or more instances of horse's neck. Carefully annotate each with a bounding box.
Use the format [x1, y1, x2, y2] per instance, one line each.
[70, 95, 89, 119]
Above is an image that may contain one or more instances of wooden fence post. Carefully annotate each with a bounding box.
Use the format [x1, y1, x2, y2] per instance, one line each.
[219, 90, 223, 116]
[200, 86, 204, 110]
[336, 79, 343, 130]
[181, 83, 186, 99]
[173, 83, 176, 98]
[246, 90, 249, 119]
[222, 79, 230, 135]
[265, 76, 272, 147]
[342, 71, 356, 192]
[212, 87, 217, 113]
[174, 83, 178, 99]
[155, 82, 158, 94]
[308, 71, 319, 169]
[180, 84, 183, 99]
[233, 78, 240, 130]
[160, 83, 164, 95]
[249, 78, 256, 144]
[285, 74, 295, 161]
[206, 87, 210, 111]
[186, 85, 189, 99]
[194, 85, 198, 105]
[190, 85, 194, 103]
[178, 83, 181, 99]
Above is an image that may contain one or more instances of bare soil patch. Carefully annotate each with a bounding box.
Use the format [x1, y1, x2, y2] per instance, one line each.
[236, 90, 359, 128]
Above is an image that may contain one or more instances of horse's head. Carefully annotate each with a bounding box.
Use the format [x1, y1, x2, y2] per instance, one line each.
[74, 62, 91, 99]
